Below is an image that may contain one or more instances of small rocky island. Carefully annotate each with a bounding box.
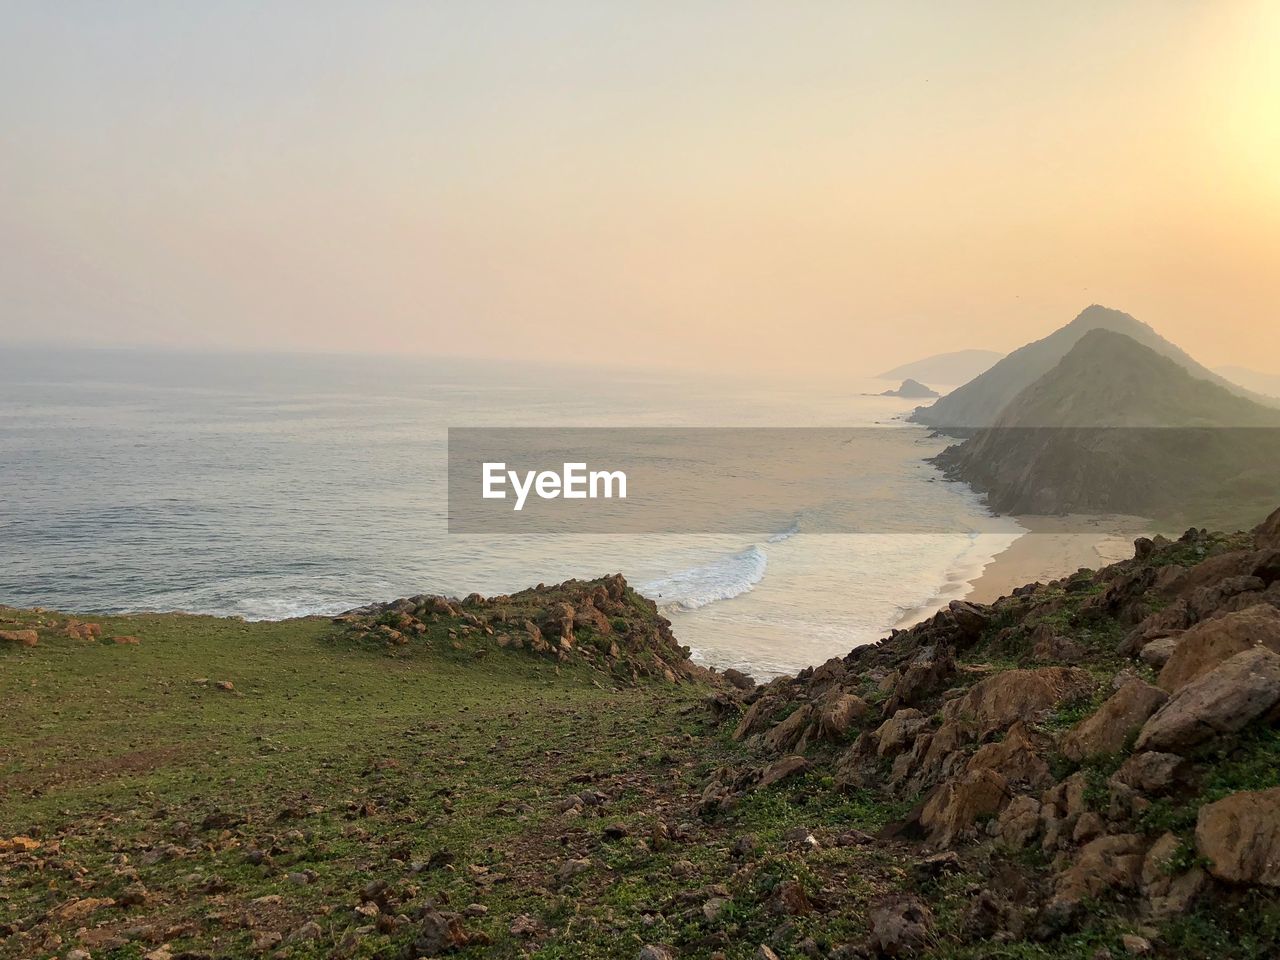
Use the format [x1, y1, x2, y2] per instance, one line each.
[879, 378, 939, 398]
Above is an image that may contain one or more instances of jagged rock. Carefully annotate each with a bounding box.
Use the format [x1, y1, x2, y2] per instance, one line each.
[723, 668, 756, 691]
[637, 946, 675, 960]
[1257, 506, 1280, 550]
[1136, 647, 1280, 753]
[757, 755, 811, 790]
[919, 768, 1010, 847]
[1031, 624, 1085, 663]
[868, 895, 935, 957]
[1138, 636, 1180, 669]
[1195, 787, 1280, 886]
[1158, 604, 1280, 692]
[943, 667, 1094, 736]
[1108, 752, 1188, 796]
[763, 705, 815, 753]
[1061, 679, 1167, 761]
[874, 709, 929, 757]
[816, 691, 869, 740]
[965, 721, 1051, 789]
[771, 878, 812, 916]
[410, 909, 469, 954]
[734, 697, 778, 741]
[1142, 832, 1206, 917]
[995, 795, 1042, 847]
[1044, 834, 1147, 925]
[886, 644, 956, 711]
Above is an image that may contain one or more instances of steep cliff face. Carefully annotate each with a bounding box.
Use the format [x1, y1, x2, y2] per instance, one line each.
[931, 330, 1280, 524]
[911, 305, 1276, 430]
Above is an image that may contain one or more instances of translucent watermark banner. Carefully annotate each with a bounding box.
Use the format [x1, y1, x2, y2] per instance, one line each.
[446, 427, 1280, 534]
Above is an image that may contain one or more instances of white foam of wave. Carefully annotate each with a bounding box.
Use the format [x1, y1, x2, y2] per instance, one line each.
[639, 544, 769, 612]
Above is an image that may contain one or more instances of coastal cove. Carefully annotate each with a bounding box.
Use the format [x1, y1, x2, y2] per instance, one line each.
[1, 346, 1032, 679]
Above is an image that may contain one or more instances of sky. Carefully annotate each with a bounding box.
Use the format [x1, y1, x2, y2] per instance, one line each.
[2, 1, 1278, 377]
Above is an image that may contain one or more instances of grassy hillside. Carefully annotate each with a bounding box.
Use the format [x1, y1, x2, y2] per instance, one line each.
[5, 512, 1280, 960]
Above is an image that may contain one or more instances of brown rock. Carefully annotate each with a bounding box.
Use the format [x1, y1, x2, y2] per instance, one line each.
[1136, 647, 1280, 753]
[943, 667, 1094, 736]
[757, 755, 811, 790]
[112, 635, 141, 645]
[1108, 752, 1188, 796]
[411, 909, 469, 954]
[1142, 831, 1206, 918]
[763, 705, 815, 753]
[995, 795, 1041, 847]
[816, 691, 869, 740]
[722, 668, 755, 691]
[1195, 786, 1280, 886]
[1159, 605, 1280, 692]
[919, 768, 1010, 847]
[1047, 834, 1147, 918]
[0, 629, 38, 647]
[874, 708, 928, 757]
[1061, 679, 1167, 762]
[868, 895, 935, 957]
[771, 878, 811, 916]
[1255, 506, 1280, 550]
[1138, 636, 1180, 669]
[966, 721, 1051, 788]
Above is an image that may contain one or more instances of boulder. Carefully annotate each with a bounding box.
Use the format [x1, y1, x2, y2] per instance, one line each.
[868, 895, 935, 957]
[763, 704, 815, 753]
[1108, 752, 1189, 796]
[0, 629, 38, 647]
[722, 668, 756, 691]
[816, 691, 869, 740]
[1195, 787, 1280, 886]
[994, 795, 1042, 847]
[1061, 679, 1167, 762]
[1142, 831, 1206, 918]
[919, 768, 1010, 847]
[410, 910, 469, 954]
[757, 755, 811, 790]
[1045, 834, 1147, 921]
[1136, 647, 1280, 753]
[874, 709, 929, 757]
[1256, 506, 1280, 550]
[942, 667, 1094, 736]
[1138, 636, 1180, 669]
[966, 721, 1052, 789]
[1158, 604, 1280, 693]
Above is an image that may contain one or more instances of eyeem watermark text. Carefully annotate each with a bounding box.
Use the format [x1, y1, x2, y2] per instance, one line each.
[482, 462, 627, 511]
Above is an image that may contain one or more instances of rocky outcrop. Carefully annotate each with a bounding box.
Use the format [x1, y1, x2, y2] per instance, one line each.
[1060, 678, 1167, 761]
[942, 667, 1094, 736]
[1136, 647, 1280, 753]
[335, 574, 712, 685]
[1158, 604, 1280, 692]
[1195, 787, 1280, 886]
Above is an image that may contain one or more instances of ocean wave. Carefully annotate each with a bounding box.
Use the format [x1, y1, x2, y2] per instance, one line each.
[767, 517, 802, 542]
[639, 544, 769, 612]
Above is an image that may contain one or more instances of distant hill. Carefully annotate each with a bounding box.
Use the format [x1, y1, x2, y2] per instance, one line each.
[876, 349, 1002, 385]
[933, 329, 1280, 525]
[880, 378, 939, 398]
[1217, 365, 1280, 400]
[911, 305, 1275, 430]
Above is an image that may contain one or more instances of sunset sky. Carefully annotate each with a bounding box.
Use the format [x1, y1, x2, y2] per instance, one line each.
[3, 1, 1278, 376]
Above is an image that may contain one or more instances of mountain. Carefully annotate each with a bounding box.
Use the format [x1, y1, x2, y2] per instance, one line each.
[880, 378, 939, 398]
[876, 348, 1003, 385]
[933, 329, 1280, 524]
[1217, 365, 1280, 400]
[911, 305, 1275, 430]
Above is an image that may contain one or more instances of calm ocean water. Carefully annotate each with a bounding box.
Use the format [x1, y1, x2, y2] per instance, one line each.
[0, 346, 1020, 677]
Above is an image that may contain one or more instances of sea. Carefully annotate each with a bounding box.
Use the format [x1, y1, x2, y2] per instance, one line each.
[0, 346, 1023, 678]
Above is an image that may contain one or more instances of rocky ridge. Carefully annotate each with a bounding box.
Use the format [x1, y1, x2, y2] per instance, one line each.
[710, 505, 1280, 951]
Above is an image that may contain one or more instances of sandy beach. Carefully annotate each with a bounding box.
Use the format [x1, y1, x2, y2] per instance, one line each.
[965, 515, 1152, 604]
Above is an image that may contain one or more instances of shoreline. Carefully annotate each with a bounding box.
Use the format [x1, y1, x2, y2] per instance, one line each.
[962, 514, 1151, 604]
